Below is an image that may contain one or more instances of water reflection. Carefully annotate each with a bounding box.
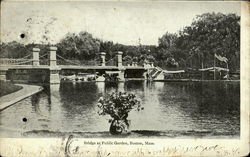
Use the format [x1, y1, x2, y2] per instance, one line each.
[31, 93, 41, 113]
[0, 81, 240, 137]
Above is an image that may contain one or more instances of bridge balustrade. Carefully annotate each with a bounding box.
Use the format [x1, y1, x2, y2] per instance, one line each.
[137, 60, 145, 67]
[0, 48, 128, 68]
[122, 61, 144, 67]
[40, 59, 49, 65]
[0, 58, 33, 65]
[56, 59, 100, 66]
[122, 61, 132, 66]
[106, 59, 117, 66]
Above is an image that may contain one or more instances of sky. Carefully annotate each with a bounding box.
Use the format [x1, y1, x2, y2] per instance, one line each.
[1, 1, 241, 45]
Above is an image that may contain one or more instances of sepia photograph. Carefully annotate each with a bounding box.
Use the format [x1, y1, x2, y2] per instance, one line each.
[0, 0, 249, 156]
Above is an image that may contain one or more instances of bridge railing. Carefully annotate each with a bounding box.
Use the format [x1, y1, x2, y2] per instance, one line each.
[122, 61, 132, 66]
[57, 59, 100, 66]
[106, 60, 117, 66]
[40, 59, 49, 65]
[122, 61, 144, 67]
[0, 58, 33, 65]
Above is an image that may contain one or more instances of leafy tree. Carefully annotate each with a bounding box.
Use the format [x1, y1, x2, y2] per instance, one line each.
[100, 41, 115, 60]
[157, 13, 240, 71]
[0, 41, 28, 58]
[132, 56, 138, 62]
[158, 32, 177, 49]
[156, 32, 179, 67]
[57, 31, 100, 60]
[123, 55, 132, 65]
[176, 13, 240, 70]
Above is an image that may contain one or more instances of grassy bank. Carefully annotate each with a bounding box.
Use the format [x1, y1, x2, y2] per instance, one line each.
[0, 81, 23, 97]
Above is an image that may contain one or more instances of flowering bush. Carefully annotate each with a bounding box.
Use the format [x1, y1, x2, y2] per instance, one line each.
[97, 92, 143, 120]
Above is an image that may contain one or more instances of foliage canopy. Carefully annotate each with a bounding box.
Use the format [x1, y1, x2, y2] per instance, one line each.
[0, 13, 240, 71]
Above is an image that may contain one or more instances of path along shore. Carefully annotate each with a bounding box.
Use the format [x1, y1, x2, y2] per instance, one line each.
[0, 84, 43, 111]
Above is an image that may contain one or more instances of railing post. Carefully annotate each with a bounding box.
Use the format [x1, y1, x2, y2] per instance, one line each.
[99, 52, 106, 66]
[49, 46, 60, 84]
[49, 46, 57, 67]
[116, 51, 123, 67]
[32, 48, 40, 66]
[115, 51, 125, 81]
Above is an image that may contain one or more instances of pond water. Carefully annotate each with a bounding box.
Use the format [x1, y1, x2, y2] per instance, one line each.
[0, 81, 240, 138]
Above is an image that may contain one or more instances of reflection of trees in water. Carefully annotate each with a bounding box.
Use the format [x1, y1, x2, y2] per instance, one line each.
[156, 82, 198, 121]
[31, 88, 51, 116]
[103, 81, 146, 94]
[59, 82, 99, 113]
[104, 81, 146, 103]
[155, 82, 240, 133]
[195, 82, 240, 134]
[125, 81, 146, 101]
[158, 81, 239, 118]
[164, 82, 240, 117]
[31, 93, 41, 113]
[124, 81, 145, 92]
[42, 85, 52, 107]
[194, 82, 239, 116]
[58, 82, 107, 131]
[186, 82, 240, 115]
[104, 82, 125, 94]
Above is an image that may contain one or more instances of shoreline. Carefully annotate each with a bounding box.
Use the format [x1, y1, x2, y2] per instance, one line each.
[153, 79, 240, 82]
[19, 129, 239, 139]
[0, 84, 43, 111]
[125, 79, 240, 82]
[61, 78, 240, 82]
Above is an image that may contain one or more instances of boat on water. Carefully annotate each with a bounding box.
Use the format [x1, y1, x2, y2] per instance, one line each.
[60, 74, 76, 81]
[96, 75, 105, 82]
[61, 73, 95, 82]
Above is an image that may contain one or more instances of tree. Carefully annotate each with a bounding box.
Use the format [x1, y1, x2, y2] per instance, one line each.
[123, 55, 132, 65]
[156, 32, 179, 68]
[176, 13, 240, 71]
[156, 13, 240, 71]
[57, 31, 100, 60]
[0, 41, 27, 58]
[158, 32, 177, 49]
[100, 41, 115, 60]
